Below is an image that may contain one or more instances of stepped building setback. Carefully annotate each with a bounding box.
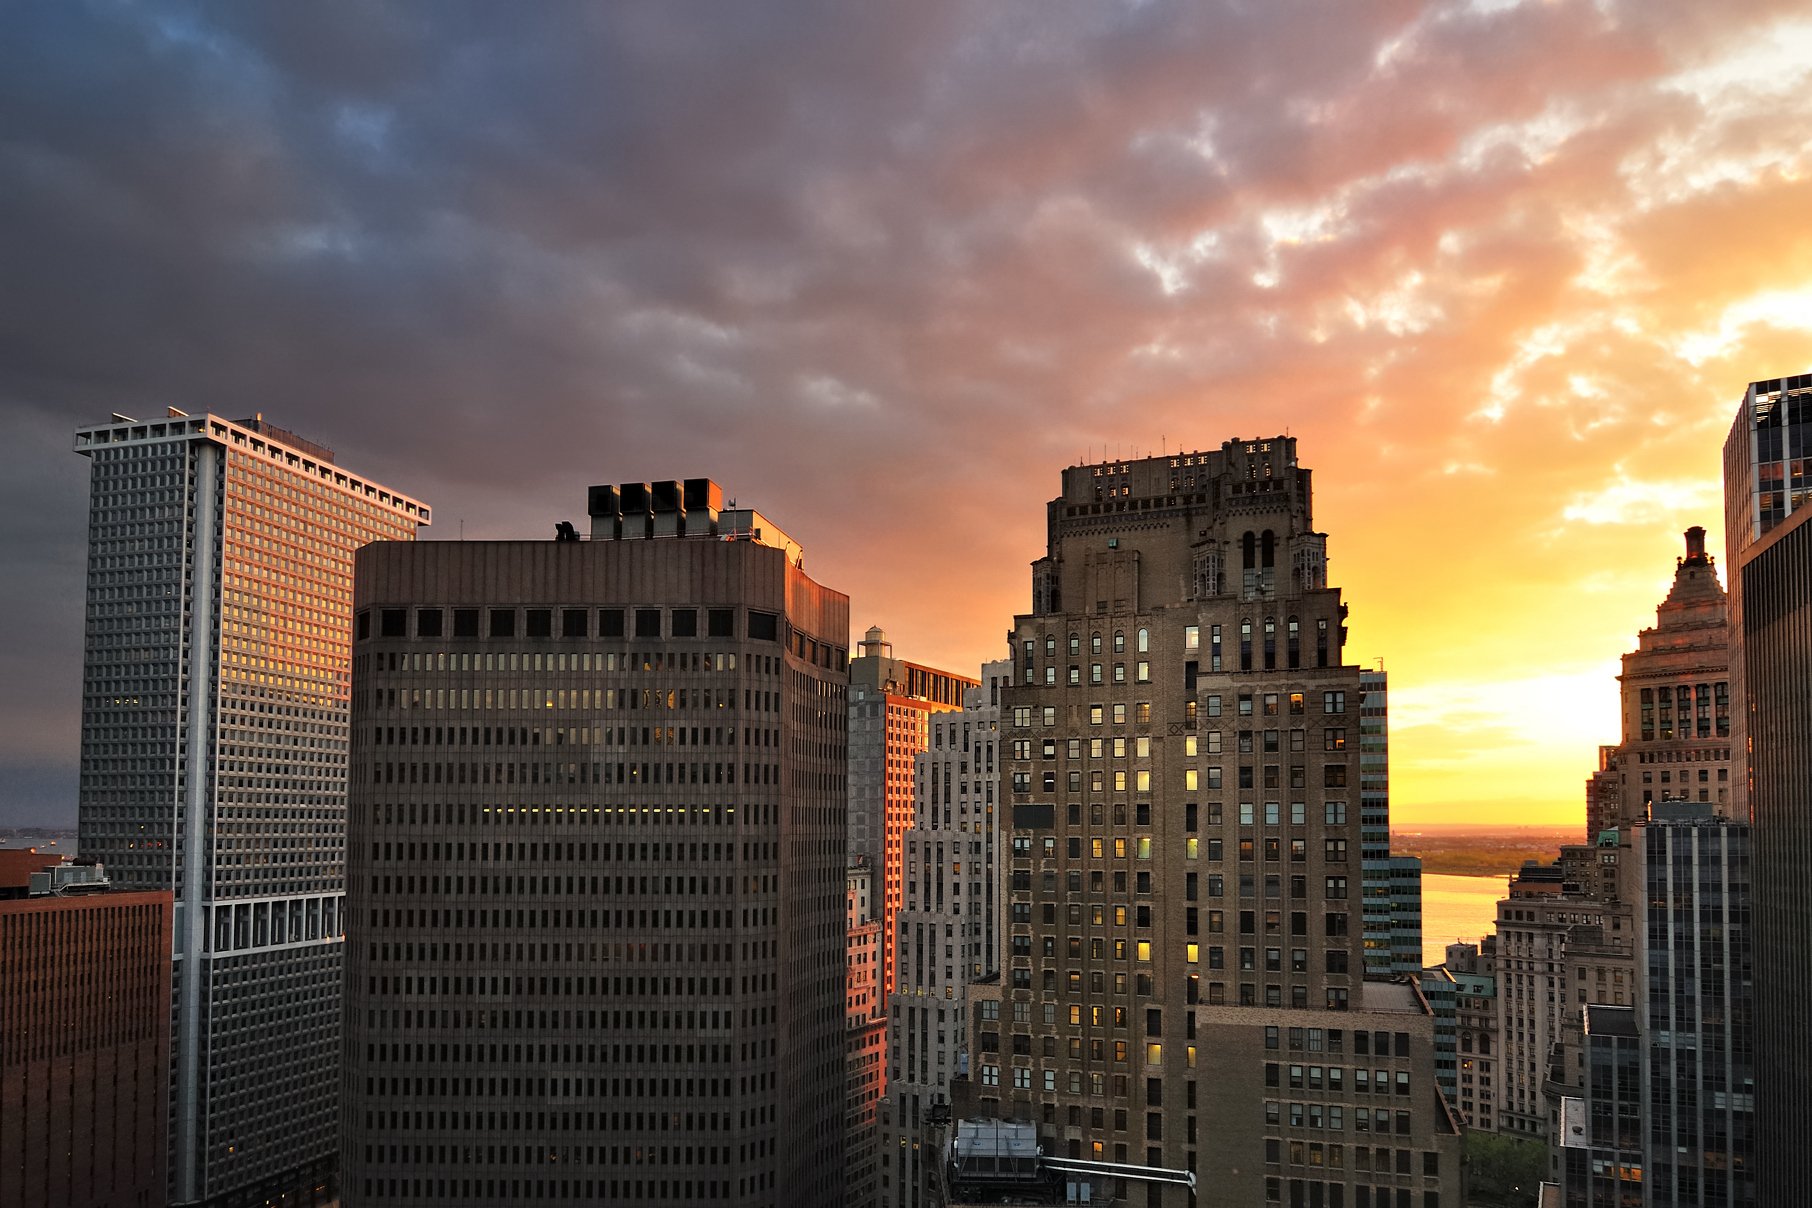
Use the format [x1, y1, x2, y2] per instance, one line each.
[956, 439, 1461, 1206]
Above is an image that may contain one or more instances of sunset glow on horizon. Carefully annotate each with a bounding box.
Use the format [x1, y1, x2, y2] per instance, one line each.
[2, 2, 1811, 831]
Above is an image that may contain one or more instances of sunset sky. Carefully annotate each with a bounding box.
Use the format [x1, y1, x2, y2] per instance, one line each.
[3, 1, 1810, 828]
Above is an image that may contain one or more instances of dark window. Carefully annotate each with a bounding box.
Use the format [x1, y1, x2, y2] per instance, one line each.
[599, 609, 625, 638]
[526, 609, 553, 638]
[416, 608, 443, 638]
[562, 609, 588, 638]
[748, 611, 779, 641]
[453, 609, 480, 638]
[671, 609, 699, 637]
[708, 608, 734, 637]
[489, 609, 515, 638]
[380, 608, 407, 638]
[635, 608, 661, 638]
[356, 611, 371, 641]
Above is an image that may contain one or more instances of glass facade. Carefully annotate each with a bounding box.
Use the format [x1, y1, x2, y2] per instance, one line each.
[74, 414, 426, 1206]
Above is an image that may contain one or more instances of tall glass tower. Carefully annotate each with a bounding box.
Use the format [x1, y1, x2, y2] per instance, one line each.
[74, 412, 428, 1207]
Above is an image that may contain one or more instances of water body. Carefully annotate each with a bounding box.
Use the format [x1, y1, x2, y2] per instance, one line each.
[1419, 872, 1511, 968]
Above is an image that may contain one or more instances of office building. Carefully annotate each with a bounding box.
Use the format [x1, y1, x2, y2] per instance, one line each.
[1637, 801, 1753, 1207]
[1438, 940, 1499, 1131]
[849, 628, 976, 1002]
[73, 412, 428, 1206]
[960, 440, 1460, 1205]
[1591, 528, 1733, 835]
[1555, 1005, 1643, 1208]
[0, 857, 172, 1208]
[1722, 370, 1812, 1207]
[342, 478, 849, 1207]
[880, 661, 1008, 1208]
[848, 859, 886, 1208]
[1491, 859, 1634, 1138]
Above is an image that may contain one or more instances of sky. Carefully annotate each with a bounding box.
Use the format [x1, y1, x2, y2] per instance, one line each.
[2, 0, 1810, 830]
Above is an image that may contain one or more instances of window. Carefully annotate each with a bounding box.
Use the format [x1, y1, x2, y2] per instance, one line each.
[560, 608, 588, 638]
[599, 608, 626, 638]
[380, 608, 406, 637]
[416, 608, 443, 637]
[1323, 691, 1346, 713]
[671, 608, 699, 637]
[453, 608, 480, 637]
[526, 608, 553, 638]
[489, 608, 515, 637]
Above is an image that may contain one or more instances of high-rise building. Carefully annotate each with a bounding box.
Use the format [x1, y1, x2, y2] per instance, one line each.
[880, 661, 1008, 1208]
[341, 478, 850, 1208]
[1722, 370, 1812, 1205]
[960, 440, 1460, 1205]
[1637, 801, 1753, 1208]
[1555, 1005, 1643, 1208]
[848, 628, 976, 1002]
[1435, 940, 1499, 1131]
[848, 859, 886, 1208]
[0, 857, 172, 1208]
[73, 412, 427, 1206]
[1595, 528, 1733, 834]
[1489, 859, 1634, 1138]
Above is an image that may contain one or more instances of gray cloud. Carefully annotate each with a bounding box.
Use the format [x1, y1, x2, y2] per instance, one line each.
[2, 0, 1809, 825]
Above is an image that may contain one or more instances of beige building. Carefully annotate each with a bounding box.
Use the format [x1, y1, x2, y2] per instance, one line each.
[881, 662, 1009, 1208]
[341, 479, 850, 1208]
[848, 860, 886, 1208]
[957, 440, 1460, 1206]
[1587, 527, 1732, 836]
[849, 630, 977, 1003]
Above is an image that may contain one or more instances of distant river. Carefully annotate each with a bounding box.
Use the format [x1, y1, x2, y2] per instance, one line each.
[1419, 872, 1510, 968]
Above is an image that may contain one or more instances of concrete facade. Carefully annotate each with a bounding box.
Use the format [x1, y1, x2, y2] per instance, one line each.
[341, 484, 850, 1208]
[880, 662, 1008, 1208]
[74, 412, 426, 1207]
[956, 440, 1459, 1207]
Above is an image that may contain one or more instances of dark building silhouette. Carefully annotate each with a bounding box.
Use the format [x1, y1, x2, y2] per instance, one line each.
[1724, 372, 1812, 1207]
[342, 480, 849, 1207]
[0, 859, 172, 1208]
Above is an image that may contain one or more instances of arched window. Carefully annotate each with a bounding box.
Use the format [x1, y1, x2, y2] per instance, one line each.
[1242, 531, 1257, 571]
[1261, 530, 1276, 568]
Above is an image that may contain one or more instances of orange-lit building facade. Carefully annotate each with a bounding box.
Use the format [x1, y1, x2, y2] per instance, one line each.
[848, 628, 977, 1002]
[73, 412, 427, 1207]
[0, 864, 172, 1208]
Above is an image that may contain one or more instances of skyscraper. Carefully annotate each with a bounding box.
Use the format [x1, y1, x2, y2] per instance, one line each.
[74, 412, 427, 1206]
[1592, 528, 1732, 836]
[1723, 370, 1812, 1205]
[881, 660, 1008, 1208]
[1637, 801, 1753, 1207]
[341, 478, 850, 1208]
[848, 628, 976, 1000]
[962, 440, 1460, 1205]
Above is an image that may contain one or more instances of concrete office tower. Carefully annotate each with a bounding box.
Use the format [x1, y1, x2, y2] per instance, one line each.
[73, 412, 428, 1207]
[848, 859, 886, 1208]
[342, 478, 849, 1208]
[963, 441, 1460, 1206]
[1637, 802, 1753, 1208]
[849, 628, 977, 1002]
[0, 859, 171, 1208]
[1723, 370, 1812, 1206]
[1587, 528, 1733, 838]
[880, 660, 1009, 1208]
